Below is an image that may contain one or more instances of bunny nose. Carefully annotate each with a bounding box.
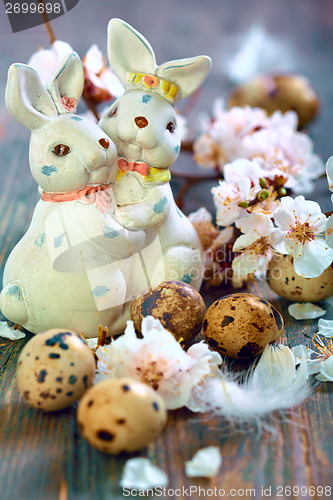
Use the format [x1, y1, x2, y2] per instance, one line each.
[134, 116, 149, 128]
[98, 138, 110, 149]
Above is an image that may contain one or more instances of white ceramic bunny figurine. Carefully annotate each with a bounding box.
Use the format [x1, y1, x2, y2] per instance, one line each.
[99, 19, 211, 290]
[0, 52, 148, 337]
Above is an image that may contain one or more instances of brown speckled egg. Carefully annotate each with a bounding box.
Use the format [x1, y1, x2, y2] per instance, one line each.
[228, 74, 319, 129]
[267, 254, 333, 302]
[77, 378, 167, 454]
[16, 329, 95, 411]
[203, 293, 284, 359]
[130, 280, 206, 342]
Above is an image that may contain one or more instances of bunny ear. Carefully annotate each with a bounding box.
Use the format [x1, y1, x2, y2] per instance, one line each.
[156, 56, 211, 101]
[5, 64, 57, 130]
[47, 52, 84, 114]
[107, 18, 156, 86]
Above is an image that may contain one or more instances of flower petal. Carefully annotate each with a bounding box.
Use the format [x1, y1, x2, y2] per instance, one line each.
[233, 233, 259, 252]
[293, 239, 333, 278]
[270, 228, 287, 254]
[185, 446, 222, 478]
[95, 316, 196, 410]
[326, 155, 333, 192]
[86, 338, 98, 349]
[232, 252, 262, 280]
[0, 322, 25, 340]
[292, 344, 316, 362]
[326, 214, 333, 249]
[120, 458, 168, 489]
[317, 356, 333, 382]
[317, 319, 333, 338]
[235, 212, 273, 236]
[288, 303, 326, 320]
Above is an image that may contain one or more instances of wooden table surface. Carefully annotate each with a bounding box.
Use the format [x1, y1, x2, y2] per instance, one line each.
[1, 1, 333, 499]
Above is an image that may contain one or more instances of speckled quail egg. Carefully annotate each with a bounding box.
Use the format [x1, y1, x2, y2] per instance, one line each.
[267, 254, 333, 302]
[228, 74, 319, 129]
[16, 329, 96, 411]
[203, 293, 284, 359]
[130, 280, 206, 342]
[77, 378, 167, 454]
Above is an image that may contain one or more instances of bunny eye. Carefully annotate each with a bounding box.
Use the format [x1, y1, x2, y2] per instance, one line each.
[109, 107, 117, 117]
[53, 144, 70, 156]
[166, 122, 176, 133]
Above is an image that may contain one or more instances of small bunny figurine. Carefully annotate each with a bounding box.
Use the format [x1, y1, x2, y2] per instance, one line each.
[99, 19, 211, 290]
[0, 52, 148, 337]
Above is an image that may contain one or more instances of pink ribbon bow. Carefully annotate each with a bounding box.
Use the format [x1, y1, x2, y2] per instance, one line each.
[118, 158, 149, 177]
[42, 184, 113, 214]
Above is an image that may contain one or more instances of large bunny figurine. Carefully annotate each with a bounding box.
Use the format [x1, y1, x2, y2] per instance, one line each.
[99, 19, 211, 290]
[0, 52, 148, 337]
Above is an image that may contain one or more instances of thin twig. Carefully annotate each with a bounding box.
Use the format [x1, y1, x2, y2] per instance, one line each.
[180, 140, 194, 152]
[38, 0, 56, 44]
[83, 95, 100, 121]
[171, 168, 220, 181]
[58, 479, 68, 500]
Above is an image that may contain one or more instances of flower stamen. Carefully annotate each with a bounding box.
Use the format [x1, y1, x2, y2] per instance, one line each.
[288, 220, 316, 245]
[313, 334, 333, 360]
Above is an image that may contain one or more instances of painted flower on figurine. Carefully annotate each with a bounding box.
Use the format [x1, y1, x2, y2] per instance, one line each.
[95, 316, 222, 410]
[271, 195, 333, 278]
[143, 74, 159, 88]
[61, 96, 76, 112]
[232, 213, 276, 285]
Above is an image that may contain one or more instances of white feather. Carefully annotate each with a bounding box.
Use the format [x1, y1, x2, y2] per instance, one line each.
[189, 344, 311, 429]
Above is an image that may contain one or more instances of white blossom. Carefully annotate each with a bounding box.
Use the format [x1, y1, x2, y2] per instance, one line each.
[28, 41, 73, 83]
[271, 196, 333, 278]
[28, 42, 123, 103]
[212, 159, 264, 226]
[293, 336, 333, 382]
[83, 43, 124, 100]
[193, 100, 324, 193]
[95, 317, 221, 411]
[232, 213, 275, 282]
